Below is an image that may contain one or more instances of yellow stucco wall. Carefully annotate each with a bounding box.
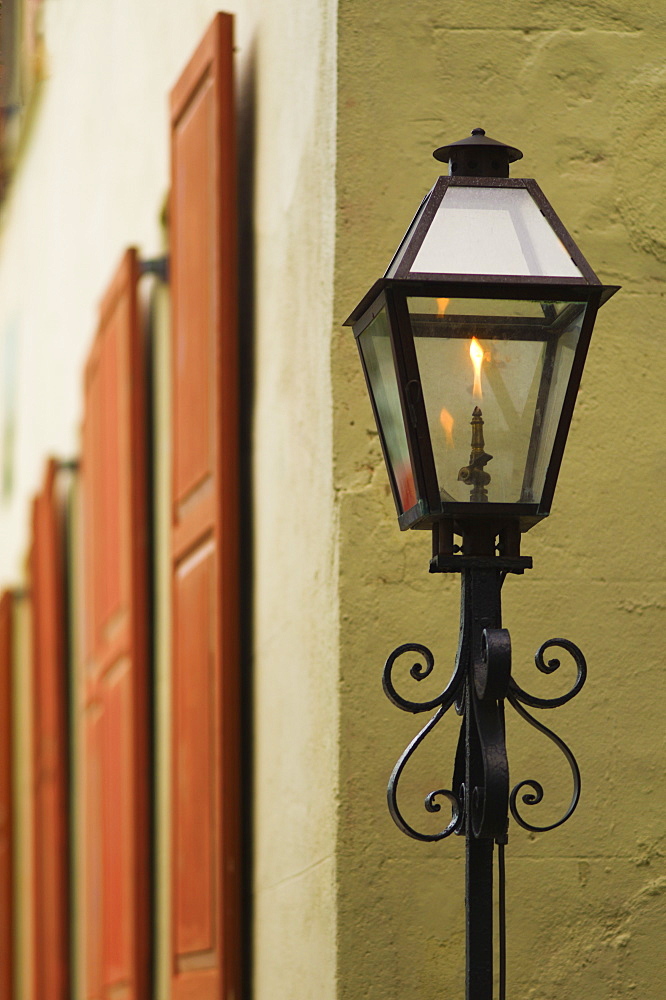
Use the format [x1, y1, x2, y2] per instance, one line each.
[333, 2, 665, 997]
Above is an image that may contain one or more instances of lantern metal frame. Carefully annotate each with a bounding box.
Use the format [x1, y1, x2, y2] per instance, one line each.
[345, 133, 619, 1000]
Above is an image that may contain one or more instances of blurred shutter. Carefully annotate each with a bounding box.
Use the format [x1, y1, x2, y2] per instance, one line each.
[81, 248, 149, 1000]
[0, 591, 12, 1000]
[170, 13, 241, 1000]
[31, 459, 70, 1000]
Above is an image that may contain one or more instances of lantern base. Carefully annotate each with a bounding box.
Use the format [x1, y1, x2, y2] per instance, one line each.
[397, 500, 545, 534]
[429, 516, 534, 574]
[430, 554, 533, 574]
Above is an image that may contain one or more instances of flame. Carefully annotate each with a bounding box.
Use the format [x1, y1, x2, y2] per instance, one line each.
[470, 337, 484, 399]
[437, 297, 450, 317]
[439, 407, 455, 448]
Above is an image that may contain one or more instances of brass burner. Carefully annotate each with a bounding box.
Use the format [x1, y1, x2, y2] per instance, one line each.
[458, 406, 493, 502]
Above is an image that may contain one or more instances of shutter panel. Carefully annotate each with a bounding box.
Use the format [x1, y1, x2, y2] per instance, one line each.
[31, 459, 70, 1000]
[0, 591, 12, 1000]
[81, 248, 149, 1000]
[169, 14, 241, 1000]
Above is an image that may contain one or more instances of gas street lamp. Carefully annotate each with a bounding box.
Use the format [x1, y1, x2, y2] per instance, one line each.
[345, 128, 619, 999]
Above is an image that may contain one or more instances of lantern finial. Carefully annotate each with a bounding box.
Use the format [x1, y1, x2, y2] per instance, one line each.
[433, 127, 523, 178]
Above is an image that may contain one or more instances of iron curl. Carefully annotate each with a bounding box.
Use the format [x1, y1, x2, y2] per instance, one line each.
[387, 705, 461, 841]
[507, 693, 582, 833]
[510, 637, 586, 709]
[383, 642, 464, 715]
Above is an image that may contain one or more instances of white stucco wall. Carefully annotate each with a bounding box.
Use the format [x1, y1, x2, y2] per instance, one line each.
[251, 1, 339, 997]
[0, 1, 339, 998]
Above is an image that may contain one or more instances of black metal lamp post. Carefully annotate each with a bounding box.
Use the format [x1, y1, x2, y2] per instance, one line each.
[344, 128, 619, 999]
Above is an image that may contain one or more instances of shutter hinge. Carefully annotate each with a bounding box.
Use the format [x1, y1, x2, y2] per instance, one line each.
[139, 255, 169, 283]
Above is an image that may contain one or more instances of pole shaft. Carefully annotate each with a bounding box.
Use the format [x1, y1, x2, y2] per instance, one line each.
[466, 832, 494, 998]
[461, 562, 505, 1000]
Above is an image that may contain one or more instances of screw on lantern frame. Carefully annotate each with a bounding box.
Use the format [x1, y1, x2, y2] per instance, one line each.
[346, 128, 618, 999]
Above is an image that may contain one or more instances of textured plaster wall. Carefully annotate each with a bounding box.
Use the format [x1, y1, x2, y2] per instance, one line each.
[333, 2, 665, 997]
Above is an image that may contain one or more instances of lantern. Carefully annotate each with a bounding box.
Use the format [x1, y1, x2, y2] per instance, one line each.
[345, 129, 618, 543]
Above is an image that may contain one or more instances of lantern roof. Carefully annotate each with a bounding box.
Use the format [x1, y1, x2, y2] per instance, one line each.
[386, 178, 587, 280]
[345, 176, 619, 327]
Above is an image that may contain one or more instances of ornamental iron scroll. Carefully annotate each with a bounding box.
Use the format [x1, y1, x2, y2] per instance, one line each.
[383, 643, 465, 841]
[383, 600, 587, 845]
[507, 638, 587, 833]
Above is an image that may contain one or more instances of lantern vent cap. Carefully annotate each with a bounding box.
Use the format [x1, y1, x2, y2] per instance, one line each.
[434, 128, 523, 178]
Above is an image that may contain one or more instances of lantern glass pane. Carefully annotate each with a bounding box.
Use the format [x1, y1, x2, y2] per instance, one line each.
[408, 297, 587, 506]
[411, 187, 583, 278]
[358, 308, 417, 513]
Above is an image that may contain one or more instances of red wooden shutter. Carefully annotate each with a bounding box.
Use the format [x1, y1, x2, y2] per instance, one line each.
[169, 14, 241, 1000]
[0, 591, 12, 1000]
[81, 248, 149, 1000]
[31, 459, 70, 1000]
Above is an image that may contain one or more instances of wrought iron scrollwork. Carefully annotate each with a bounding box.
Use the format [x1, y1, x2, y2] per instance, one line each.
[507, 638, 587, 833]
[381, 561, 589, 1000]
[384, 631, 587, 840]
[383, 643, 465, 841]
